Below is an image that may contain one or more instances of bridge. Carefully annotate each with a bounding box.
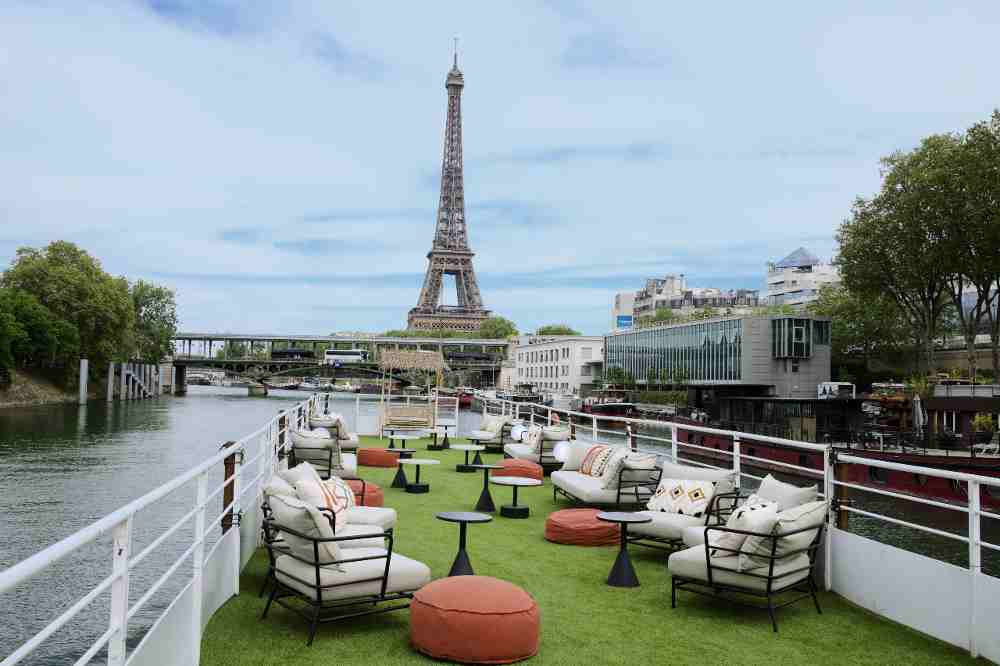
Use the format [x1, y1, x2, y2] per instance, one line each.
[169, 332, 509, 395]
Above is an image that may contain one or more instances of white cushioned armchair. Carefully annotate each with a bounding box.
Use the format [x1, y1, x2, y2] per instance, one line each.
[550, 441, 661, 508]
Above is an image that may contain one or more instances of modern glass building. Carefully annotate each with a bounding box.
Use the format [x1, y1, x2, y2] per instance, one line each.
[604, 315, 832, 399]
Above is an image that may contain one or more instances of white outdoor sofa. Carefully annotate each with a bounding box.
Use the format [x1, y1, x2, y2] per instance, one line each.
[550, 440, 662, 508]
[290, 428, 359, 480]
[503, 423, 572, 473]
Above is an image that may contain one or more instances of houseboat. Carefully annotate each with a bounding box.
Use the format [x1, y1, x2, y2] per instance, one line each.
[580, 388, 637, 418]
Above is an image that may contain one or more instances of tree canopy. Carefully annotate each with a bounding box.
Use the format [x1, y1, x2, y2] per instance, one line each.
[536, 324, 580, 336]
[477, 316, 518, 339]
[132, 280, 178, 363]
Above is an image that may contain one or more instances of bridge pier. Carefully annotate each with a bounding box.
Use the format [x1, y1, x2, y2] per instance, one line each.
[248, 384, 268, 397]
[174, 365, 187, 395]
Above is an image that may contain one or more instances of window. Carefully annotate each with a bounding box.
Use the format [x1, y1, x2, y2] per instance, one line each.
[579, 365, 590, 377]
[581, 347, 592, 360]
[868, 467, 888, 485]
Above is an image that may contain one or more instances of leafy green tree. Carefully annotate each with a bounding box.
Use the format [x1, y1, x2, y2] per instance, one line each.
[0, 302, 27, 386]
[215, 341, 247, 359]
[536, 324, 580, 336]
[837, 137, 955, 372]
[477, 316, 518, 339]
[2, 241, 134, 370]
[131, 280, 178, 363]
[808, 284, 910, 371]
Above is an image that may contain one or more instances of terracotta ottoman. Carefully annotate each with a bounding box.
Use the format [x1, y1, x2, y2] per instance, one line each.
[496, 458, 544, 481]
[357, 448, 398, 468]
[544, 508, 618, 546]
[411, 576, 540, 664]
[346, 480, 384, 507]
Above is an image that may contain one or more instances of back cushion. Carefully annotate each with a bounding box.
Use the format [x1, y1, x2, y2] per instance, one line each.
[267, 494, 340, 565]
[647, 478, 719, 517]
[280, 461, 323, 487]
[739, 499, 826, 570]
[295, 475, 352, 531]
[263, 475, 295, 498]
[560, 441, 594, 471]
[755, 474, 817, 511]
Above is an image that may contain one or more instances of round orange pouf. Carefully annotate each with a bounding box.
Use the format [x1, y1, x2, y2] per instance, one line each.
[345, 480, 384, 507]
[544, 508, 619, 546]
[496, 458, 544, 481]
[357, 448, 399, 468]
[410, 576, 540, 664]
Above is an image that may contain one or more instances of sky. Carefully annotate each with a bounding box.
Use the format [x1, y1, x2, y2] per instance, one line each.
[2, 1, 999, 336]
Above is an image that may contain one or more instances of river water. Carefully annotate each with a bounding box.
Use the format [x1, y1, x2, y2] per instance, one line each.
[2, 389, 996, 663]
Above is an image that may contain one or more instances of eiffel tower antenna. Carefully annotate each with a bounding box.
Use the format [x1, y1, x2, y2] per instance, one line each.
[407, 52, 490, 333]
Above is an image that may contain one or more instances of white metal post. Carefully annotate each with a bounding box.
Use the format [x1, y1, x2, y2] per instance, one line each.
[670, 423, 678, 463]
[107, 517, 132, 666]
[232, 445, 242, 594]
[968, 479, 981, 658]
[78, 359, 89, 405]
[592, 415, 598, 440]
[355, 394, 361, 434]
[732, 435, 741, 490]
[191, 472, 207, 665]
[106, 362, 115, 402]
[823, 446, 834, 591]
[546, 408, 552, 425]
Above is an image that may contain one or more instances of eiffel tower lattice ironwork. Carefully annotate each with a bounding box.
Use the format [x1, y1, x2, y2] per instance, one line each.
[407, 51, 490, 332]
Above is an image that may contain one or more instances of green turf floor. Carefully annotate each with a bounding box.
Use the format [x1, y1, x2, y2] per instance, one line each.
[200, 436, 977, 665]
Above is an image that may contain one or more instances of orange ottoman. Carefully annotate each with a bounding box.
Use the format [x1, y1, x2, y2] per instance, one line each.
[346, 480, 384, 507]
[357, 448, 399, 468]
[410, 576, 540, 664]
[496, 458, 544, 481]
[544, 508, 618, 546]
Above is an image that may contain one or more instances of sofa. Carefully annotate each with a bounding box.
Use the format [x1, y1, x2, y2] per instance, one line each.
[503, 423, 571, 473]
[550, 441, 661, 508]
[469, 414, 510, 452]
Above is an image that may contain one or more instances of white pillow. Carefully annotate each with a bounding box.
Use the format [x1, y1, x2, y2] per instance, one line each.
[279, 461, 323, 487]
[262, 475, 295, 498]
[295, 473, 352, 531]
[739, 499, 826, 571]
[324, 477, 357, 509]
[647, 478, 717, 517]
[624, 452, 657, 470]
[542, 425, 570, 441]
[708, 495, 778, 558]
[754, 474, 816, 511]
[524, 426, 543, 453]
[560, 441, 593, 471]
[267, 493, 341, 566]
[600, 448, 631, 490]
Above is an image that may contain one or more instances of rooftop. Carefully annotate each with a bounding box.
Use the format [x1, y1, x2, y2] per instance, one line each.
[774, 247, 822, 269]
[199, 436, 973, 664]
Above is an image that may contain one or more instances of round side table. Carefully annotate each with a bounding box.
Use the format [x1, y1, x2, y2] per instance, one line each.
[450, 444, 486, 472]
[596, 512, 652, 587]
[466, 464, 502, 512]
[490, 476, 542, 518]
[389, 448, 418, 488]
[398, 459, 440, 494]
[435, 511, 492, 576]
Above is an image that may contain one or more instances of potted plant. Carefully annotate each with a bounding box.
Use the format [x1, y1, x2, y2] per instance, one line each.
[972, 413, 996, 445]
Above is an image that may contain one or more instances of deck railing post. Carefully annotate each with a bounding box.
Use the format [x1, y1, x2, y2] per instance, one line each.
[670, 423, 678, 463]
[823, 445, 834, 591]
[107, 516, 132, 666]
[969, 479, 981, 658]
[592, 415, 598, 440]
[191, 471, 207, 666]
[220, 441, 237, 534]
[355, 394, 361, 434]
[732, 436, 741, 490]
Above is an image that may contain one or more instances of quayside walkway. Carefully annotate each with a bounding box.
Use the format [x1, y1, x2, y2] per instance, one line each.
[200, 436, 971, 665]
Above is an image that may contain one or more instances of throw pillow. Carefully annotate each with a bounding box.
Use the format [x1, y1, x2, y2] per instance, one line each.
[279, 461, 323, 487]
[708, 495, 778, 558]
[560, 441, 592, 471]
[267, 493, 341, 566]
[323, 476, 357, 509]
[600, 447, 631, 489]
[623, 452, 658, 470]
[754, 474, 816, 511]
[262, 475, 295, 498]
[579, 445, 610, 475]
[294, 470, 352, 531]
[647, 478, 717, 517]
[739, 499, 826, 571]
[524, 426, 543, 453]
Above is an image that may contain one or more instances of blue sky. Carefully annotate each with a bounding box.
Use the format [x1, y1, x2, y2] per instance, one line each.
[2, 1, 999, 335]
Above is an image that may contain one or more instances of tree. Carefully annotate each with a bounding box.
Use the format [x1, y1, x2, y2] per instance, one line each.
[536, 324, 580, 336]
[477, 316, 518, 339]
[2, 241, 134, 370]
[808, 284, 910, 371]
[837, 138, 955, 372]
[131, 280, 178, 363]
[215, 341, 247, 359]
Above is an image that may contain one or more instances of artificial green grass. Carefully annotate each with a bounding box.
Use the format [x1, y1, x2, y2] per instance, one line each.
[201, 436, 976, 665]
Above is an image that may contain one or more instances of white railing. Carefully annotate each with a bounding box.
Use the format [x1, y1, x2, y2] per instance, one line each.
[0, 395, 318, 666]
[476, 393, 1000, 661]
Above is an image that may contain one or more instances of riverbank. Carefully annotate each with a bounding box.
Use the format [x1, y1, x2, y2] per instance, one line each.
[0, 370, 75, 409]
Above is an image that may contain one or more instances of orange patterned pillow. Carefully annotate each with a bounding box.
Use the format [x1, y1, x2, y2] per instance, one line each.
[580, 445, 610, 476]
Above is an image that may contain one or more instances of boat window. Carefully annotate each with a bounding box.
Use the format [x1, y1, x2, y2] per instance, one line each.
[914, 474, 928, 487]
[746, 446, 756, 458]
[798, 454, 809, 468]
[868, 467, 888, 484]
[950, 479, 968, 498]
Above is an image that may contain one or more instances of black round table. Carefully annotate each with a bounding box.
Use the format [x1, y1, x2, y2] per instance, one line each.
[490, 476, 542, 519]
[596, 512, 652, 587]
[389, 448, 418, 488]
[428, 423, 455, 451]
[436, 511, 492, 576]
[398, 459, 439, 494]
[451, 444, 486, 473]
[466, 464, 502, 512]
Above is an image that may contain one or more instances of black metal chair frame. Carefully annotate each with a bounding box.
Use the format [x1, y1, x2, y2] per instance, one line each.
[552, 466, 663, 510]
[670, 521, 825, 632]
[626, 489, 744, 553]
[260, 513, 410, 645]
[289, 439, 359, 486]
[502, 437, 562, 474]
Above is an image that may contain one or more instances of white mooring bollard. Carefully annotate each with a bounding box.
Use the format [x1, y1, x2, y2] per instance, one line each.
[78, 359, 89, 405]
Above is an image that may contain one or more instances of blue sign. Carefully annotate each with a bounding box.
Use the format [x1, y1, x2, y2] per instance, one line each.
[616, 315, 633, 329]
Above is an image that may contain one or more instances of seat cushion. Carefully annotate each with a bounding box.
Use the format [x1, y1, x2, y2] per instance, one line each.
[682, 525, 708, 547]
[630, 511, 702, 540]
[345, 480, 384, 507]
[552, 470, 653, 505]
[545, 508, 618, 546]
[358, 448, 399, 468]
[345, 505, 397, 531]
[668, 545, 811, 592]
[504, 443, 536, 460]
[497, 458, 544, 481]
[275, 548, 430, 601]
[410, 576, 540, 664]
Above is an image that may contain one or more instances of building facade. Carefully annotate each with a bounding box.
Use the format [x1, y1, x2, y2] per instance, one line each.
[603, 315, 831, 400]
[612, 292, 635, 330]
[766, 247, 839, 308]
[631, 273, 760, 321]
[514, 336, 604, 394]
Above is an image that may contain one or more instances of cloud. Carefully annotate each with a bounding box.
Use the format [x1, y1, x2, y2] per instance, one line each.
[309, 32, 386, 79]
[561, 30, 664, 70]
[272, 238, 389, 256]
[218, 228, 261, 244]
[143, 0, 269, 36]
[298, 208, 428, 224]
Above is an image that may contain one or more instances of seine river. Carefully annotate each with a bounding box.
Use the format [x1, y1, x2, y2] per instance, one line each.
[2, 388, 995, 663]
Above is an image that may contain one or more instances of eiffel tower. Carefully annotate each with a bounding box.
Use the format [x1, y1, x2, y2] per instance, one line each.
[407, 50, 490, 333]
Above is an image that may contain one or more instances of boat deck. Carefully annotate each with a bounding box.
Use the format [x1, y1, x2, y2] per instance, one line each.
[200, 436, 975, 664]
